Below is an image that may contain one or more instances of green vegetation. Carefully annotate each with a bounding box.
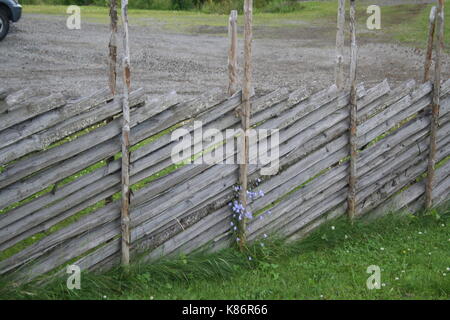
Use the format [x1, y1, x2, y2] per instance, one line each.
[22, 2, 450, 51]
[1, 203, 449, 300]
[378, 4, 450, 50]
[20, 0, 308, 14]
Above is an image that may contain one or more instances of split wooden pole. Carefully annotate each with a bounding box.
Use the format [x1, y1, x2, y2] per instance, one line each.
[335, 0, 346, 90]
[238, 0, 253, 250]
[120, 0, 131, 267]
[424, 6, 437, 83]
[228, 10, 238, 96]
[426, 0, 444, 209]
[348, 0, 358, 221]
[105, 0, 118, 206]
[108, 0, 118, 95]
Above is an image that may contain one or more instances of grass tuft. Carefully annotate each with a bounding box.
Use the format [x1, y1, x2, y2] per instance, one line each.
[1, 201, 449, 300]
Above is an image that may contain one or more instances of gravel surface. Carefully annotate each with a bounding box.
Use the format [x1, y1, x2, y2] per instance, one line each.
[0, 13, 448, 100]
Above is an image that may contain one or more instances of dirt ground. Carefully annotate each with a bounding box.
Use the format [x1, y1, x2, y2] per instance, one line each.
[0, 13, 449, 100]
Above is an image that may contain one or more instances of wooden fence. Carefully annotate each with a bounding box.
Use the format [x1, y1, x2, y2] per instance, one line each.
[0, 75, 449, 283]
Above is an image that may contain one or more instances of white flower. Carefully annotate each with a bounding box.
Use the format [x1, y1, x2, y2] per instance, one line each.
[103, 295, 107, 299]
[380, 247, 385, 251]
[382, 283, 386, 287]
[344, 235, 348, 239]
[331, 226, 335, 230]
[395, 277, 399, 280]
[446, 267, 450, 271]
[443, 273, 447, 277]
[150, 296, 154, 300]
[418, 232, 423, 235]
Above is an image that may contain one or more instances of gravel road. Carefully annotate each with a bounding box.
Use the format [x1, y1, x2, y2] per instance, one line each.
[0, 13, 448, 100]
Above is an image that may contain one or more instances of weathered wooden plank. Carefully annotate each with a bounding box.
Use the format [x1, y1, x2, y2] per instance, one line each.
[128, 87, 357, 235]
[9, 218, 120, 282]
[0, 89, 145, 189]
[358, 101, 450, 174]
[48, 107, 450, 278]
[0, 155, 121, 230]
[286, 203, 346, 243]
[0, 88, 133, 164]
[4, 88, 47, 111]
[363, 159, 450, 222]
[358, 79, 450, 148]
[248, 164, 349, 240]
[131, 88, 290, 189]
[126, 84, 380, 245]
[277, 189, 347, 239]
[0, 199, 120, 276]
[0, 91, 204, 209]
[0, 184, 118, 251]
[0, 93, 235, 270]
[357, 120, 450, 192]
[0, 93, 67, 132]
[130, 90, 243, 163]
[0, 88, 113, 150]
[142, 206, 230, 262]
[0, 90, 272, 245]
[258, 111, 448, 236]
[5, 81, 448, 280]
[0, 87, 13, 101]
[358, 79, 415, 123]
[359, 142, 450, 216]
[357, 133, 450, 210]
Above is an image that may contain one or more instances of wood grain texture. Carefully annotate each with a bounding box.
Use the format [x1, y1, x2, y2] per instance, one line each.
[426, 0, 445, 209]
[335, 0, 346, 89]
[424, 6, 437, 83]
[228, 10, 238, 96]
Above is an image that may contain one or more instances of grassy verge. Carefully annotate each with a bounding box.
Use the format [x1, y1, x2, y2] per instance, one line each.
[22, 3, 450, 50]
[22, 2, 337, 28]
[1, 202, 449, 300]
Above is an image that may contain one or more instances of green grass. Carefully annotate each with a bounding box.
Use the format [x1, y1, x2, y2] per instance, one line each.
[379, 4, 450, 51]
[1, 203, 449, 300]
[22, 2, 338, 30]
[22, 2, 450, 50]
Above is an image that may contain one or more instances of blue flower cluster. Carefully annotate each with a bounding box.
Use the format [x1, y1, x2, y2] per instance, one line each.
[229, 181, 273, 248]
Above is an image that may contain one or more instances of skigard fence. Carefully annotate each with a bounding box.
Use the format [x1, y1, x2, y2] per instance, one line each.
[0, 77, 449, 283]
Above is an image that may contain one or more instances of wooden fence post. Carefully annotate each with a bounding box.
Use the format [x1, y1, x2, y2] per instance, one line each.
[424, 6, 437, 83]
[228, 10, 238, 96]
[348, 0, 358, 221]
[108, 0, 118, 95]
[120, 0, 131, 267]
[426, 0, 444, 209]
[105, 0, 118, 206]
[238, 0, 253, 250]
[335, 0, 346, 90]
